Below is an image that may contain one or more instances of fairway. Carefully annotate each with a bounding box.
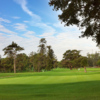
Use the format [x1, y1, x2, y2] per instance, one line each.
[0, 68, 100, 100]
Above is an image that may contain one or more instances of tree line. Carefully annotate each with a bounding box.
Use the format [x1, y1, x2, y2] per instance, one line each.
[0, 38, 100, 73]
[0, 38, 57, 73]
[60, 50, 100, 73]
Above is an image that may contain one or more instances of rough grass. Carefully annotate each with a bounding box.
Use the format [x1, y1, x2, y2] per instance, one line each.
[0, 68, 100, 100]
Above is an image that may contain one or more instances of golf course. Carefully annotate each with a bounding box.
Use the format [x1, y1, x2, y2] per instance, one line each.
[0, 68, 100, 100]
[0, 0, 100, 99]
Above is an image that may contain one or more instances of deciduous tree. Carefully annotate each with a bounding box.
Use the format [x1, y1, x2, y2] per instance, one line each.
[16, 53, 29, 72]
[81, 57, 88, 72]
[62, 50, 81, 70]
[49, 0, 100, 45]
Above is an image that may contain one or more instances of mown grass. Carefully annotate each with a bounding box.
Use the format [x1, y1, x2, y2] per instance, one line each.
[0, 68, 100, 100]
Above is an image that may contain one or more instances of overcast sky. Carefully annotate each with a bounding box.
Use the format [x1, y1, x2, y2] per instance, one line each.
[0, 0, 99, 61]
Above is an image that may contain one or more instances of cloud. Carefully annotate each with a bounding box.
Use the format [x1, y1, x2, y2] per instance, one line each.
[23, 21, 29, 23]
[45, 33, 99, 61]
[36, 22, 55, 33]
[14, 0, 41, 21]
[9, 0, 99, 61]
[14, 23, 27, 31]
[0, 17, 11, 23]
[39, 32, 55, 37]
[0, 24, 17, 34]
[0, 32, 40, 58]
[12, 16, 20, 19]
[23, 31, 35, 38]
[0, 29, 99, 61]
[25, 31, 34, 35]
[14, 0, 55, 34]
[40, 21, 99, 60]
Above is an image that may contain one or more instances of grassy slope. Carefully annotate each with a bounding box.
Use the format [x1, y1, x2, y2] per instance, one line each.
[0, 68, 100, 100]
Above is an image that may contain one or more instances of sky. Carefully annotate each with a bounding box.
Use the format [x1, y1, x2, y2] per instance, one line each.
[0, 0, 99, 61]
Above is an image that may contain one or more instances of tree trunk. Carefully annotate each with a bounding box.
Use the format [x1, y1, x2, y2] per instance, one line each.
[70, 66, 72, 70]
[38, 62, 40, 72]
[33, 64, 35, 72]
[4, 66, 6, 72]
[84, 66, 87, 73]
[14, 57, 16, 73]
[54, 65, 55, 69]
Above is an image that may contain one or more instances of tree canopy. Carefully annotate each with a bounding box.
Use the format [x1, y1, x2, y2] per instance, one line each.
[49, 0, 100, 45]
[3, 41, 24, 57]
[1, 39, 100, 73]
[62, 50, 81, 70]
[3, 41, 24, 73]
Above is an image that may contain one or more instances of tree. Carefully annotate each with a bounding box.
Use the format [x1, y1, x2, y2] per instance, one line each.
[37, 38, 47, 72]
[29, 39, 58, 72]
[87, 52, 100, 67]
[46, 46, 54, 70]
[62, 50, 81, 70]
[38, 38, 47, 55]
[3, 41, 24, 73]
[29, 52, 38, 72]
[57, 61, 63, 68]
[49, 0, 100, 45]
[81, 57, 88, 73]
[96, 60, 100, 67]
[0, 57, 13, 72]
[63, 50, 81, 60]
[0, 55, 2, 72]
[16, 53, 29, 72]
[0, 55, 1, 66]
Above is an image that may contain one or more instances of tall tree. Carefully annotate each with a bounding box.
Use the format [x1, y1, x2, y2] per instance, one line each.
[38, 38, 47, 55]
[49, 0, 100, 45]
[3, 41, 24, 73]
[46, 46, 54, 70]
[0, 55, 1, 66]
[0, 55, 1, 65]
[37, 38, 47, 72]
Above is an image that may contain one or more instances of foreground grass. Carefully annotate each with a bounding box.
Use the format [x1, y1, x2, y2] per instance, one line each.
[0, 68, 100, 100]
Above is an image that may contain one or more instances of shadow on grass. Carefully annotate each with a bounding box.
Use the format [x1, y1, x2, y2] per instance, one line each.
[0, 81, 100, 100]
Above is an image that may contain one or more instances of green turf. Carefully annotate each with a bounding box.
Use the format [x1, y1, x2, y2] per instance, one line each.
[0, 68, 100, 100]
